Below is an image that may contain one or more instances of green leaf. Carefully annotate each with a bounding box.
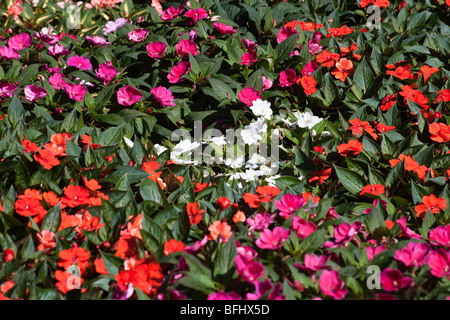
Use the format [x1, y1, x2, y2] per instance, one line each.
[334, 165, 367, 195]
[139, 179, 163, 205]
[353, 58, 374, 92]
[213, 234, 236, 277]
[41, 202, 61, 233]
[8, 95, 25, 128]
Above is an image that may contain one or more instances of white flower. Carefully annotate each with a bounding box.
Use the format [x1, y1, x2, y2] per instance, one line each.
[224, 156, 245, 169]
[266, 174, 281, 187]
[123, 136, 134, 148]
[293, 111, 322, 129]
[241, 117, 267, 145]
[240, 169, 263, 182]
[250, 99, 273, 120]
[170, 139, 201, 164]
[246, 153, 269, 169]
[153, 144, 167, 155]
[205, 135, 226, 147]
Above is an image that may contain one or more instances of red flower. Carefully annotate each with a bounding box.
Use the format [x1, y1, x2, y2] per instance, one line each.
[429, 122, 450, 143]
[194, 182, 208, 193]
[386, 64, 413, 80]
[418, 65, 439, 82]
[208, 220, 232, 242]
[61, 185, 90, 208]
[415, 195, 447, 219]
[299, 75, 317, 95]
[360, 184, 385, 196]
[349, 118, 377, 140]
[187, 202, 204, 225]
[34, 148, 60, 170]
[58, 246, 91, 274]
[331, 58, 354, 82]
[115, 261, 163, 296]
[316, 50, 340, 68]
[380, 94, 397, 111]
[337, 139, 363, 156]
[2, 249, 14, 262]
[216, 197, 231, 210]
[308, 167, 332, 185]
[164, 239, 185, 255]
[55, 270, 84, 294]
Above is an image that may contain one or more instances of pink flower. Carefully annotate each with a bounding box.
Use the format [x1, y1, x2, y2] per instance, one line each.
[308, 38, 323, 55]
[175, 39, 199, 57]
[48, 44, 71, 57]
[256, 227, 290, 250]
[366, 245, 385, 261]
[301, 60, 319, 76]
[275, 193, 306, 218]
[95, 61, 118, 85]
[161, 5, 185, 21]
[334, 222, 362, 245]
[242, 39, 257, 51]
[0, 81, 18, 101]
[49, 73, 66, 90]
[277, 26, 298, 44]
[247, 279, 285, 300]
[261, 76, 273, 91]
[184, 8, 208, 24]
[292, 216, 317, 239]
[151, 86, 175, 107]
[428, 248, 450, 278]
[237, 87, 262, 106]
[429, 225, 450, 247]
[67, 55, 92, 71]
[146, 41, 167, 59]
[117, 85, 142, 106]
[234, 255, 265, 283]
[380, 268, 414, 292]
[295, 253, 329, 272]
[279, 68, 298, 87]
[86, 35, 109, 46]
[167, 61, 191, 84]
[103, 18, 127, 35]
[0, 46, 20, 60]
[240, 51, 258, 66]
[127, 28, 148, 43]
[24, 84, 47, 102]
[246, 213, 276, 234]
[319, 270, 347, 300]
[397, 216, 423, 241]
[8, 33, 32, 51]
[213, 22, 237, 35]
[207, 292, 241, 300]
[394, 242, 430, 267]
[63, 83, 87, 101]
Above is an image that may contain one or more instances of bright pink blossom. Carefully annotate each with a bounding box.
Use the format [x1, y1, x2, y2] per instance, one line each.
[240, 50, 258, 66]
[151, 86, 175, 107]
[24, 84, 47, 102]
[380, 268, 414, 292]
[127, 28, 148, 43]
[308, 38, 323, 55]
[319, 270, 347, 300]
[334, 222, 362, 245]
[247, 279, 285, 300]
[246, 213, 276, 234]
[48, 44, 71, 57]
[184, 8, 208, 24]
[86, 35, 109, 46]
[279, 69, 298, 87]
[255, 227, 290, 250]
[67, 55, 92, 71]
[428, 248, 450, 278]
[238, 87, 262, 106]
[0, 46, 20, 60]
[63, 83, 88, 101]
[175, 39, 199, 57]
[301, 60, 319, 76]
[49, 73, 66, 90]
[429, 225, 450, 247]
[167, 61, 191, 84]
[277, 26, 298, 44]
[394, 242, 430, 267]
[295, 253, 329, 272]
[275, 193, 306, 218]
[8, 33, 32, 51]
[146, 41, 167, 59]
[366, 245, 385, 261]
[117, 85, 142, 106]
[397, 216, 423, 240]
[95, 61, 118, 85]
[261, 76, 273, 91]
[161, 5, 185, 20]
[213, 22, 237, 35]
[291, 216, 317, 239]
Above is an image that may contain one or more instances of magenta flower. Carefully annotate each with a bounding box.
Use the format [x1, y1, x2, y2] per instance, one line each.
[240, 51, 258, 66]
[146, 41, 167, 59]
[175, 39, 199, 57]
[234, 255, 265, 283]
[151, 86, 175, 107]
[275, 193, 306, 218]
[292, 216, 317, 239]
[277, 26, 298, 44]
[207, 291, 241, 300]
[394, 242, 430, 267]
[237, 87, 262, 106]
[255, 227, 290, 250]
[86, 35, 109, 46]
[429, 225, 450, 247]
[63, 83, 88, 101]
[246, 213, 276, 234]
[279, 68, 298, 87]
[49, 73, 66, 90]
[319, 270, 347, 300]
[0, 46, 20, 60]
[247, 279, 285, 300]
[213, 22, 237, 35]
[127, 28, 148, 43]
[161, 5, 185, 20]
[309, 38, 323, 55]
[167, 61, 191, 84]
[95, 61, 118, 85]
[67, 55, 92, 71]
[295, 253, 329, 272]
[380, 268, 414, 292]
[103, 18, 127, 35]
[48, 44, 71, 57]
[301, 60, 319, 76]
[334, 222, 362, 245]
[397, 216, 423, 241]
[0, 81, 18, 101]
[117, 85, 142, 106]
[184, 8, 208, 24]
[365, 245, 385, 261]
[242, 39, 257, 51]
[24, 84, 47, 102]
[8, 33, 32, 51]
[261, 76, 273, 91]
[428, 248, 450, 278]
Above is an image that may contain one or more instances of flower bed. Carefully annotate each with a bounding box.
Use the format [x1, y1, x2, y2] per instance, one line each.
[0, 0, 449, 300]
